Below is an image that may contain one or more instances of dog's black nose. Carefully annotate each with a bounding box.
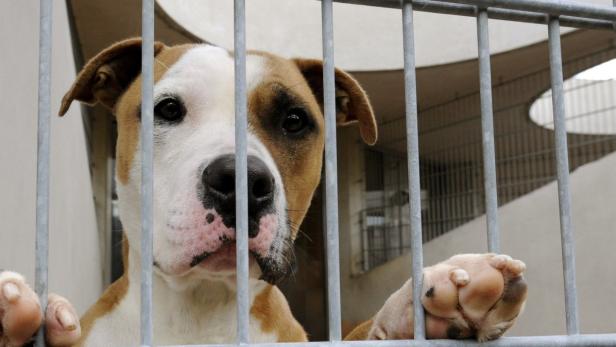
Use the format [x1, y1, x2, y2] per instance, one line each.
[202, 154, 275, 236]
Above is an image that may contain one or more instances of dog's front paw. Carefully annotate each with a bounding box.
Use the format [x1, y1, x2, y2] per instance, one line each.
[422, 254, 528, 341]
[367, 254, 527, 341]
[0, 271, 81, 347]
[367, 277, 474, 340]
[0, 271, 42, 347]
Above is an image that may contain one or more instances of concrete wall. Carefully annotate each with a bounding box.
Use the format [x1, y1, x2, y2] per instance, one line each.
[339, 141, 616, 335]
[0, 2, 103, 314]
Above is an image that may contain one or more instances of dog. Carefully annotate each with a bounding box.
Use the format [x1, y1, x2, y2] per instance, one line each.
[0, 39, 527, 346]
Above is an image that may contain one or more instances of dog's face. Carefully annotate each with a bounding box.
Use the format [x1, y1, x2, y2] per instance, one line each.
[60, 39, 376, 289]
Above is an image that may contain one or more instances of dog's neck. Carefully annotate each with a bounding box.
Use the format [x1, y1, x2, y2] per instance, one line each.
[124, 246, 267, 314]
[105, 247, 270, 344]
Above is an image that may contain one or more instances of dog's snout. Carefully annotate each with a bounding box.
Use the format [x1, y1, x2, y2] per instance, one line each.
[202, 154, 275, 236]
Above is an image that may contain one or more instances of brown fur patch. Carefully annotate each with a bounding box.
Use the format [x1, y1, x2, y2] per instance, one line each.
[343, 319, 374, 341]
[247, 53, 325, 238]
[250, 285, 307, 342]
[59, 39, 165, 116]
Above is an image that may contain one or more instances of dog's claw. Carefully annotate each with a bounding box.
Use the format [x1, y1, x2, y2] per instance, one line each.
[2, 283, 21, 303]
[45, 294, 81, 346]
[56, 307, 77, 331]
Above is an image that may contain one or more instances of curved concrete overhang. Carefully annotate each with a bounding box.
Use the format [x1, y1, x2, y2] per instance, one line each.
[358, 29, 616, 164]
[157, 0, 612, 71]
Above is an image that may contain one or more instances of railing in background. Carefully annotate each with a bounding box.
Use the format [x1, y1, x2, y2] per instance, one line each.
[33, 0, 616, 346]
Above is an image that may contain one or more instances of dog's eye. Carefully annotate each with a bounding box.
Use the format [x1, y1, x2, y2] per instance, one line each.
[282, 108, 309, 135]
[155, 97, 186, 123]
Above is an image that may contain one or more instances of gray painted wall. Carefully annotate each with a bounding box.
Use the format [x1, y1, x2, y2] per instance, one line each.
[0, 2, 102, 314]
[338, 126, 616, 335]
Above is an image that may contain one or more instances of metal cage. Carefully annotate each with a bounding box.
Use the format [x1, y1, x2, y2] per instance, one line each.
[32, 0, 616, 346]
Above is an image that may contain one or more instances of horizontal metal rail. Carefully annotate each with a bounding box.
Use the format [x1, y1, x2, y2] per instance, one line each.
[328, 0, 616, 30]
[436, 0, 616, 21]
[163, 333, 616, 347]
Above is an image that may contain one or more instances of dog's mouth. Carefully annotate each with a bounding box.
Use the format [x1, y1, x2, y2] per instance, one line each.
[188, 237, 293, 285]
[160, 204, 292, 284]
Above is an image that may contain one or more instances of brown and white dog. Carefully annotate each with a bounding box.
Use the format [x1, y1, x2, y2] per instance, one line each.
[0, 39, 528, 346]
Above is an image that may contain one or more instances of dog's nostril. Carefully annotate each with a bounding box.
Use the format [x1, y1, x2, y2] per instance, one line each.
[203, 155, 236, 197]
[252, 177, 274, 200]
[205, 170, 235, 196]
[216, 173, 235, 195]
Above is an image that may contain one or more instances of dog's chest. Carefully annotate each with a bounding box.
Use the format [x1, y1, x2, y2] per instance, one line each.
[154, 299, 277, 345]
[83, 284, 278, 346]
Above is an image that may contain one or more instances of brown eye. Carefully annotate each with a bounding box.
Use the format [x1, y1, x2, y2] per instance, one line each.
[155, 97, 186, 123]
[282, 108, 308, 135]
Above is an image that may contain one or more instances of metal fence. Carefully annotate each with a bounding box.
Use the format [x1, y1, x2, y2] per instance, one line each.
[32, 0, 616, 346]
[360, 49, 616, 271]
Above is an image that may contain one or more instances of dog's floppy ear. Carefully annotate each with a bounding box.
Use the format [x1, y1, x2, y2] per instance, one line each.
[59, 38, 166, 116]
[293, 58, 377, 145]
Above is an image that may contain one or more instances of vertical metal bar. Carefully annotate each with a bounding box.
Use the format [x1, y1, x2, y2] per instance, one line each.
[476, 9, 500, 253]
[140, 0, 155, 345]
[321, 0, 342, 341]
[234, 0, 250, 344]
[397, 163, 403, 256]
[34, 1, 52, 346]
[402, 0, 426, 340]
[548, 17, 580, 336]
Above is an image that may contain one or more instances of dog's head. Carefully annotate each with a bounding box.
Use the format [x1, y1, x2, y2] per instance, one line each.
[60, 39, 377, 288]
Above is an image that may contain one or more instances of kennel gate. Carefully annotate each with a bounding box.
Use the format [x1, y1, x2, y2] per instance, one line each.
[31, 0, 616, 346]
